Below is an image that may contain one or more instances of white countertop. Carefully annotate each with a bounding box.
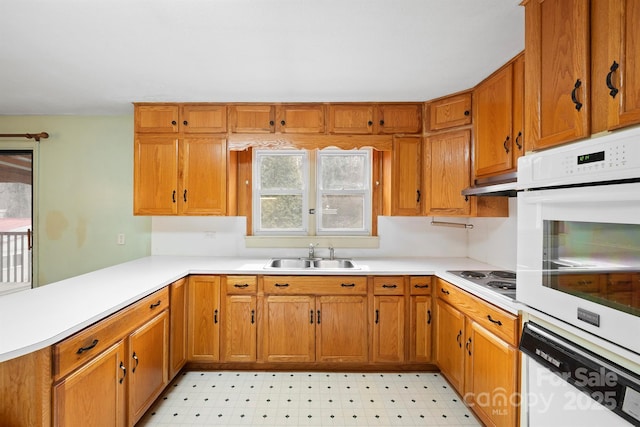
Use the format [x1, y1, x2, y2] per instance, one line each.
[0, 255, 517, 363]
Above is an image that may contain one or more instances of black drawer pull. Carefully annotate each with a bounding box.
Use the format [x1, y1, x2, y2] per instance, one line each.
[515, 131, 523, 150]
[414, 284, 429, 289]
[183, 120, 188, 126]
[606, 60, 619, 98]
[149, 300, 161, 309]
[487, 315, 502, 326]
[382, 284, 397, 289]
[375, 309, 379, 324]
[183, 189, 187, 202]
[119, 361, 126, 384]
[274, 283, 289, 288]
[251, 310, 255, 324]
[571, 79, 583, 111]
[466, 338, 472, 356]
[427, 310, 431, 325]
[234, 283, 250, 288]
[77, 339, 99, 354]
[132, 352, 139, 373]
[317, 310, 321, 324]
[341, 283, 356, 287]
[171, 120, 177, 126]
[310, 310, 314, 324]
[172, 190, 176, 203]
[456, 330, 462, 347]
[214, 309, 218, 324]
[441, 288, 450, 295]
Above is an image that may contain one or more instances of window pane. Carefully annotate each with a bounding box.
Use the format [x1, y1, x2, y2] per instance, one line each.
[260, 195, 304, 230]
[259, 154, 304, 190]
[320, 154, 366, 190]
[320, 195, 364, 229]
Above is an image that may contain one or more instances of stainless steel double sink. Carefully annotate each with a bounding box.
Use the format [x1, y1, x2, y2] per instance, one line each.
[264, 258, 359, 270]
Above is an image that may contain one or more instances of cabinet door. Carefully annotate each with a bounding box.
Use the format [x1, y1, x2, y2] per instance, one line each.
[464, 320, 518, 427]
[223, 295, 257, 362]
[188, 276, 221, 361]
[276, 104, 325, 133]
[512, 53, 525, 161]
[316, 295, 368, 362]
[229, 105, 275, 133]
[435, 299, 465, 392]
[410, 295, 432, 362]
[474, 64, 514, 177]
[524, 0, 590, 150]
[180, 137, 227, 215]
[391, 136, 422, 216]
[128, 311, 169, 425]
[180, 105, 227, 133]
[53, 342, 126, 427]
[592, 0, 640, 131]
[328, 104, 375, 134]
[263, 295, 315, 362]
[424, 130, 471, 216]
[372, 295, 405, 363]
[135, 105, 179, 133]
[427, 93, 472, 131]
[169, 277, 187, 379]
[133, 135, 179, 215]
[377, 104, 422, 134]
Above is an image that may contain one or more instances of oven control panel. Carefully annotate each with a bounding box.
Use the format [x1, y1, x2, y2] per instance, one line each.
[518, 127, 640, 189]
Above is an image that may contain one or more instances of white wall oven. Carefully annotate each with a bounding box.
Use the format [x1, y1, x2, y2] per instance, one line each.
[517, 126, 640, 425]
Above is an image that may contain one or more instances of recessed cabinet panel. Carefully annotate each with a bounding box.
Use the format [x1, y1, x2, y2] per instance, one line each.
[276, 105, 325, 133]
[229, 105, 275, 133]
[133, 136, 179, 215]
[135, 105, 179, 133]
[377, 104, 422, 134]
[180, 137, 227, 215]
[180, 105, 227, 133]
[428, 93, 472, 131]
[328, 104, 375, 134]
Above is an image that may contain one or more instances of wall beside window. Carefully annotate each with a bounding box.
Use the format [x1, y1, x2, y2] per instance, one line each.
[0, 116, 151, 285]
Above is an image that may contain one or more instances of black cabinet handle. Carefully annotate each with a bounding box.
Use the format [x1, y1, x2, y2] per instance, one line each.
[427, 310, 431, 325]
[382, 284, 397, 289]
[515, 131, 523, 150]
[234, 283, 249, 288]
[487, 315, 503, 326]
[310, 310, 314, 324]
[149, 300, 161, 309]
[367, 120, 373, 126]
[251, 310, 255, 324]
[269, 120, 275, 126]
[341, 283, 355, 287]
[119, 361, 126, 384]
[414, 284, 429, 289]
[214, 309, 218, 324]
[280, 120, 286, 126]
[465, 338, 472, 356]
[441, 288, 450, 295]
[464, 110, 470, 116]
[375, 309, 379, 324]
[317, 310, 321, 324]
[274, 283, 289, 288]
[571, 79, 583, 111]
[77, 339, 99, 354]
[132, 352, 139, 373]
[379, 119, 385, 126]
[172, 190, 176, 203]
[606, 60, 619, 98]
[183, 120, 188, 126]
[171, 120, 177, 126]
[416, 189, 421, 203]
[456, 330, 462, 347]
[503, 135, 510, 154]
[183, 189, 187, 202]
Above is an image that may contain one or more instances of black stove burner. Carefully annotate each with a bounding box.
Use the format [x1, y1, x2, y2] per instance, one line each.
[490, 270, 516, 280]
[461, 271, 488, 279]
[486, 280, 516, 290]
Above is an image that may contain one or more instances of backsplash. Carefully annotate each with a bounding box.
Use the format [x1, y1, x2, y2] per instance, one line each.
[151, 198, 516, 268]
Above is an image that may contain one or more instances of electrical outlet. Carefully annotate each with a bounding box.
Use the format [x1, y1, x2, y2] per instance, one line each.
[117, 233, 125, 245]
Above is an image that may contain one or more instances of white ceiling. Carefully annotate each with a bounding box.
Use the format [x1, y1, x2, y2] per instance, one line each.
[1, 0, 524, 115]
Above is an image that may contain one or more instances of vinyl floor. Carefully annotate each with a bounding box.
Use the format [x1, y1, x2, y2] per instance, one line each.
[136, 370, 481, 426]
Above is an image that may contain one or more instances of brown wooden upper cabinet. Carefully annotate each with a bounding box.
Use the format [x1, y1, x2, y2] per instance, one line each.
[135, 104, 227, 134]
[276, 104, 325, 133]
[228, 104, 275, 133]
[473, 53, 524, 178]
[390, 136, 422, 216]
[327, 104, 376, 134]
[426, 93, 472, 131]
[591, 0, 640, 133]
[377, 104, 422, 134]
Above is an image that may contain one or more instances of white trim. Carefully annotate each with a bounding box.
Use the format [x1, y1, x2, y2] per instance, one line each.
[245, 235, 380, 249]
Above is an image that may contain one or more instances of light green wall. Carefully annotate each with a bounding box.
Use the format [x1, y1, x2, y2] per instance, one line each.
[0, 116, 151, 285]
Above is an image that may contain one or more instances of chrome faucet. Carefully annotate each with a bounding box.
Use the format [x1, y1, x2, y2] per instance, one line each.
[308, 243, 319, 259]
[329, 246, 335, 260]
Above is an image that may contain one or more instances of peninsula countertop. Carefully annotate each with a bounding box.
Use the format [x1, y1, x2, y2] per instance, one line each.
[0, 256, 518, 363]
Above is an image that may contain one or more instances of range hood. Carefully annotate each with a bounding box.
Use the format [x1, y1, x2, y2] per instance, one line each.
[462, 172, 518, 197]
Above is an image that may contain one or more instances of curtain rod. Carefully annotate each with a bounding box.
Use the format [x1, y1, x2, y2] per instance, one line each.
[0, 132, 49, 142]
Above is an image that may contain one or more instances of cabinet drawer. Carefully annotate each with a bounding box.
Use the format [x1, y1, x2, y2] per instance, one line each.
[263, 276, 367, 295]
[409, 276, 432, 295]
[373, 276, 405, 295]
[436, 279, 518, 345]
[225, 275, 257, 294]
[53, 287, 169, 381]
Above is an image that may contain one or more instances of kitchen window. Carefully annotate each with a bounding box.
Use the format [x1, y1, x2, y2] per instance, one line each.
[252, 149, 372, 236]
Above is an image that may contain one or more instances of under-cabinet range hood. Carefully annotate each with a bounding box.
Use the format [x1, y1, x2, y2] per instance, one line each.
[462, 172, 518, 197]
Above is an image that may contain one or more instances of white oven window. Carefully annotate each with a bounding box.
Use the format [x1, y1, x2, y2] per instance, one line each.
[542, 220, 640, 317]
